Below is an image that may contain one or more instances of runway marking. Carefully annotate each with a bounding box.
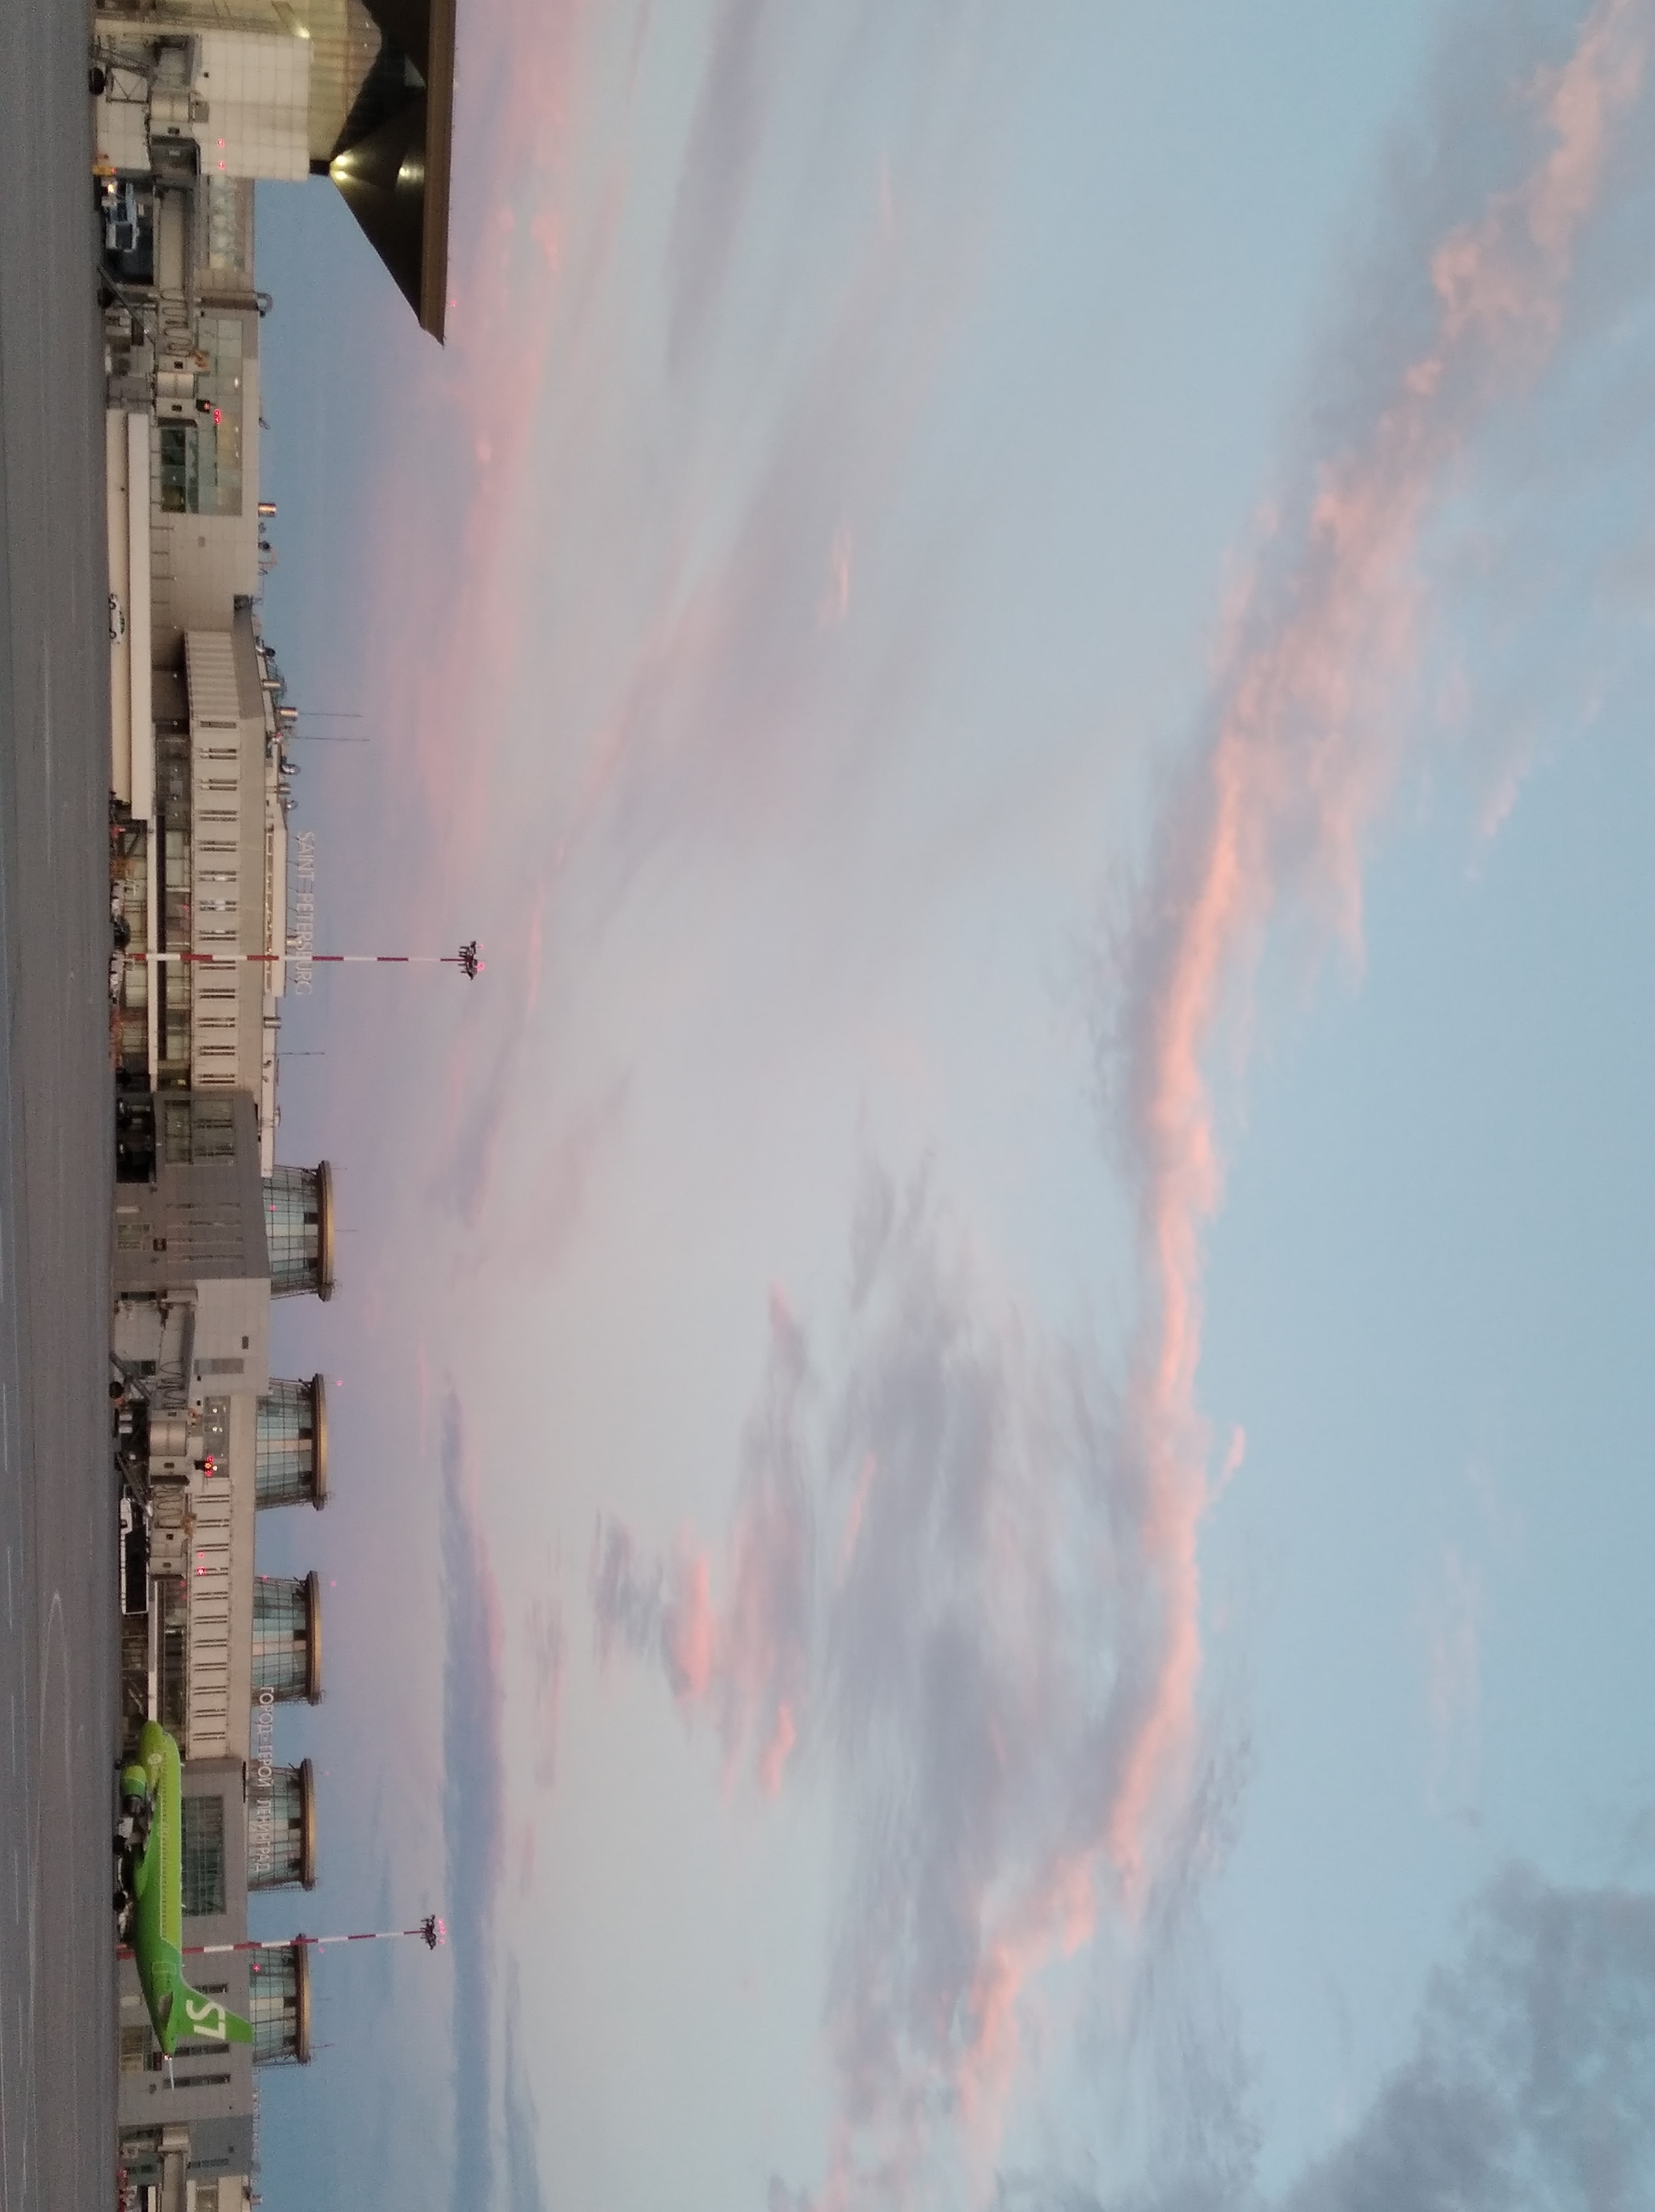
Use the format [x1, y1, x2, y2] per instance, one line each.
[0, 1972, 9, 2212]
[30, 1588, 74, 2206]
[4, 1696, 10, 1775]
[3, 1545, 10, 1632]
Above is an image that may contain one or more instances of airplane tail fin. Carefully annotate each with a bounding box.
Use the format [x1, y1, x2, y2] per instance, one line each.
[177, 1982, 255, 2046]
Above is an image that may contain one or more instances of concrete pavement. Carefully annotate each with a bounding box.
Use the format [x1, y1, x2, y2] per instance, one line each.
[0, 2, 120, 2203]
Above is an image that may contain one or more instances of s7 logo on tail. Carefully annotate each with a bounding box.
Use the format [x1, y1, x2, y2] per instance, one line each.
[183, 1995, 228, 2040]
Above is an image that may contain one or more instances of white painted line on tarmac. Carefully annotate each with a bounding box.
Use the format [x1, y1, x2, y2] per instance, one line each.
[0, 1965, 11, 2212]
[6, 1695, 11, 1777]
[2, 1547, 8, 1632]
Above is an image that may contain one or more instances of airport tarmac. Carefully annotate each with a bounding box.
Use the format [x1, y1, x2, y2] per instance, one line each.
[0, 2, 120, 2205]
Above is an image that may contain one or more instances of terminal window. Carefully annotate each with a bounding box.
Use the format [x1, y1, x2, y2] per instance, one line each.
[204, 175, 249, 276]
[181, 1794, 226, 1917]
[192, 1098, 237, 1160]
[162, 1100, 193, 1163]
[158, 317, 245, 516]
[162, 1096, 237, 1166]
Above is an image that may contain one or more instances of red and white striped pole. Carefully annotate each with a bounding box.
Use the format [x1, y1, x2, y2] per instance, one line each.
[133, 940, 484, 978]
[119, 1912, 448, 1962]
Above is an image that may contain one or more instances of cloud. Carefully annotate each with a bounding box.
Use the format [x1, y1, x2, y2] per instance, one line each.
[346, 0, 1036, 1273]
[527, 1592, 566, 1790]
[819, 524, 854, 631]
[1055, 1867, 1655, 2212]
[343, 0, 589, 890]
[503, 1962, 553, 2212]
[440, 1392, 507, 2212]
[586, 7, 1655, 2203]
[1093, 0, 1649, 1893]
[430, 1028, 629, 1267]
[1422, 1544, 1484, 1823]
[499, 172, 988, 944]
[595, 1163, 1253, 2200]
[594, 1289, 814, 1789]
[668, 0, 774, 371]
[427, 0, 1011, 915]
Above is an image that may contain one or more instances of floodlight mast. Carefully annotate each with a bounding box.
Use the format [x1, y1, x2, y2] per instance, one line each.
[130, 941, 484, 978]
[118, 1913, 448, 1962]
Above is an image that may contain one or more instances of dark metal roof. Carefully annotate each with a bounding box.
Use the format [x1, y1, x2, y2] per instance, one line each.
[304, 1569, 324, 1705]
[294, 1940, 313, 2063]
[297, 1757, 318, 1889]
[310, 1373, 329, 1508]
[315, 1159, 335, 1302]
[322, 0, 456, 340]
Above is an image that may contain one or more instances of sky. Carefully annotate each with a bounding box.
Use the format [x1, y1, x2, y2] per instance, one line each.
[246, 2, 1655, 2206]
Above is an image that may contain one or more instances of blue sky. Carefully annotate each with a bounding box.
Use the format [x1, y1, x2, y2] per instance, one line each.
[247, 3, 1655, 2206]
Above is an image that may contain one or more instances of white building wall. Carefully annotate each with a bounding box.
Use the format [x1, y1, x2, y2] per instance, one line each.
[184, 631, 274, 1093]
[186, 1393, 258, 1760]
[186, 1473, 233, 1755]
[94, 84, 151, 173]
[108, 411, 134, 803]
[149, 351, 262, 656]
[196, 31, 312, 181]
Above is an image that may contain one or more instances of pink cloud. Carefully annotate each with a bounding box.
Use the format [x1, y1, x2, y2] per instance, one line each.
[344, 0, 589, 894]
[818, 524, 853, 630]
[837, 1451, 876, 1577]
[1101, 0, 1647, 1898]
[663, 1546, 718, 1703]
[756, 1701, 797, 1796]
[592, 1295, 815, 1789]
[595, 1166, 1209, 2196]
[527, 1589, 566, 1790]
[524, 888, 545, 1020]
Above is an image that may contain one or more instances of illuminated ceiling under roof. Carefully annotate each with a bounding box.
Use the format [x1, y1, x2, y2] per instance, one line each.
[316, 0, 455, 342]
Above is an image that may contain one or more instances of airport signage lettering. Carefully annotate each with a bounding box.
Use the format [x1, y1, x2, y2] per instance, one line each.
[291, 831, 317, 995]
[249, 1685, 276, 1877]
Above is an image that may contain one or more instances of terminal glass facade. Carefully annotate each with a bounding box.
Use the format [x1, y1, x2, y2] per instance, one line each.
[181, 1794, 226, 1917]
[158, 1579, 189, 1735]
[263, 1167, 326, 1295]
[251, 1576, 317, 1701]
[247, 1763, 311, 1889]
[255, 1380, 321, 1506]
[249, 1945, 308, 2065]
[155, 727, 194, 1079]
[158, 317, 245, 516]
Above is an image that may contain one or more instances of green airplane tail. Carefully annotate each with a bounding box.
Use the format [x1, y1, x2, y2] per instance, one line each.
[175, 1980, 255, 2046]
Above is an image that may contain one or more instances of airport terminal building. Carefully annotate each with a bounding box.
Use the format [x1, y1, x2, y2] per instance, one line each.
[112, 1092, 333, 2197]
[95, 18, 457, 2194]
